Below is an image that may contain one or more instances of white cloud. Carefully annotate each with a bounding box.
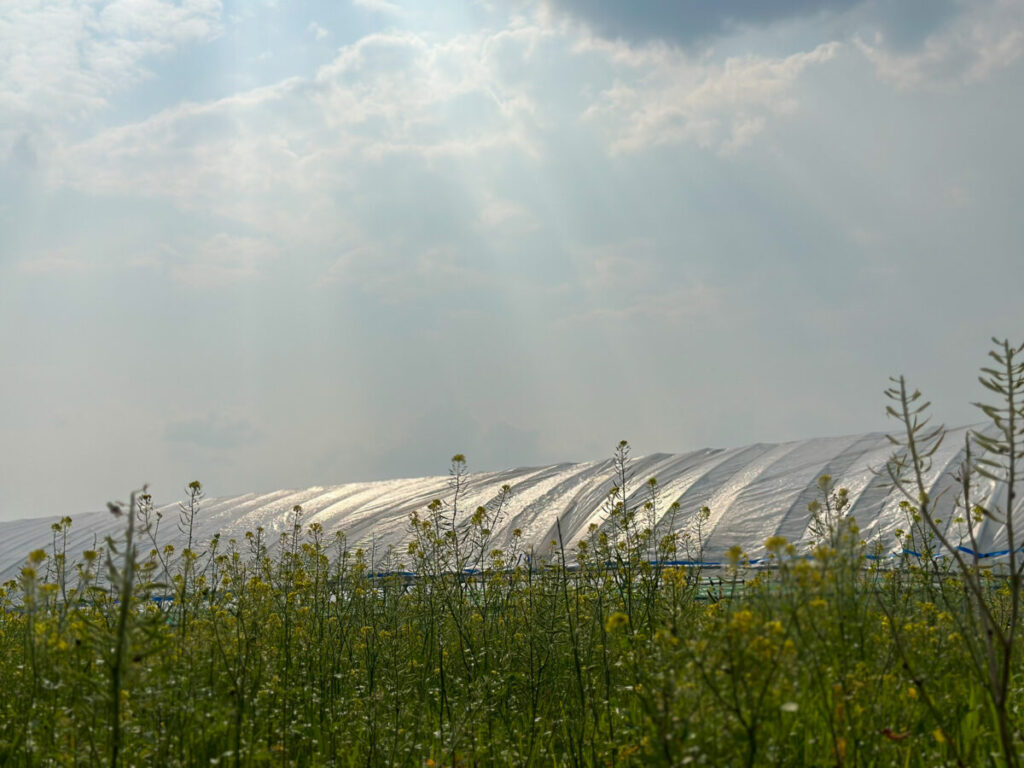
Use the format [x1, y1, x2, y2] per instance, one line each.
[308, 21, 329, 41]
[45, 11, 850, 247]
[0, 0, 222, 147]
[351, 0, 404, 17]
[476, 195, 539, 234]
[9, 9, 862, 298]
[857, 0, 1024, 89]
[578, 37, 841, 154]
[53, 29, 545, 236]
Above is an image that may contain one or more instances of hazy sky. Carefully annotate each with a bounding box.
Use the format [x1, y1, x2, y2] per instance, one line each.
[1, 0, 1022, 520]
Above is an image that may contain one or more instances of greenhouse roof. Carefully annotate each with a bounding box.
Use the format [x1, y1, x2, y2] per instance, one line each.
[0, 424, 1018, 580]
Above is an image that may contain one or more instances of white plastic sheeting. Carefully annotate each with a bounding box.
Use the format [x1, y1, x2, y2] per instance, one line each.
[0, 424, 1020, 581]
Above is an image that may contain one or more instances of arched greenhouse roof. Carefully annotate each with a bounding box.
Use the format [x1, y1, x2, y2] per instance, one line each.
[0, 424, 1018, 581]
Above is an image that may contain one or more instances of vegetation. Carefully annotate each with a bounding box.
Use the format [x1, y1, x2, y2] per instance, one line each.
[0, 339, 1022, 767]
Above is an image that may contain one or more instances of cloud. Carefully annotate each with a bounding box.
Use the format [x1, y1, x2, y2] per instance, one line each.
[579, 37, 841, 154]
[53, 29, 544, 235]
[0, 0, 222, 149]
[49, 10, 850, 241]
[548, 0, 1023, 92]
[856, 0, 1024, 89]
[352, 0, 404, 17]
[308, 21, 329, 41]
[544, 0, 865, 45]
[476, 195, 540, 234]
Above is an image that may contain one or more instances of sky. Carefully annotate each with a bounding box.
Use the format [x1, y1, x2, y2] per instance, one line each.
[1, 0, 1022, 520]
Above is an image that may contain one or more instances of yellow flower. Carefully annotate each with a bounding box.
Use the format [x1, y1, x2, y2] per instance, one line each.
[730, 609, 755, 634]
[655, 628, 679, 647]
[727, 545, 744, 566]
[605, 612, 630, 632]
[907, 686, 918, 700]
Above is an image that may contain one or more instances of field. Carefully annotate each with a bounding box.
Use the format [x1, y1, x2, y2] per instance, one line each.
[0, 484, 1021, 767]
[1, 342, 1022, 767]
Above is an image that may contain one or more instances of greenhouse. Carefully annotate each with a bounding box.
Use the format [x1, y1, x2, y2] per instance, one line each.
[0, 423, 1018, 582]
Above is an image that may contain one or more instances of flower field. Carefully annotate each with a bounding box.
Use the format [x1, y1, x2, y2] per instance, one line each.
[1, 339, 1022, 767]
[0, 483, 1021, 767]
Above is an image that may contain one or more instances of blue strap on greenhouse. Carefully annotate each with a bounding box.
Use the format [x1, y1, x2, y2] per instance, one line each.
[353, 545, 1024, 580]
